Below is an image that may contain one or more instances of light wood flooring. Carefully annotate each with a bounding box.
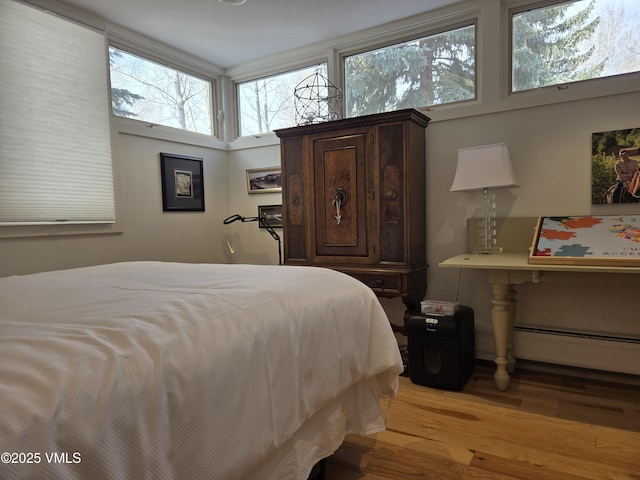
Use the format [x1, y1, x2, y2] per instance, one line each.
[326, 360, 640, 479]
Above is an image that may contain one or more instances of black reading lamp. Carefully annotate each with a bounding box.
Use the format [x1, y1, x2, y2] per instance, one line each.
[223, 214, 282, 265]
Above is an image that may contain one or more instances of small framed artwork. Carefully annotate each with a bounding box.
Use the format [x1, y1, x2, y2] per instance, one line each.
[258, 204, 283, 228]
[160, 153, 204, 211]
[529, 215, 640, 267]
[246, 167, 282, 194]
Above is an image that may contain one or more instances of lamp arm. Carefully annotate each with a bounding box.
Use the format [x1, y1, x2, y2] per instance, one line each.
[223, 214, 262, 224]
[223, 213, 282, 265]
[258, 216, 280, 241]
[258, 217, 281, 265]
[223, 213, 249, 224]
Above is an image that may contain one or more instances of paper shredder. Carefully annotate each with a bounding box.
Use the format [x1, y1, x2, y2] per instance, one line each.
[408, 305, 475, 390]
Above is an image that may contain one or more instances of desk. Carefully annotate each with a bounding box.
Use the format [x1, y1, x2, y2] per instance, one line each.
[439, 253, 640, 391]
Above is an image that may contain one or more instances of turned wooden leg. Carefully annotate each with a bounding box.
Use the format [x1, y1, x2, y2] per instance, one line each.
[490, 282, 513, 391]
[506, 285, 517, 374]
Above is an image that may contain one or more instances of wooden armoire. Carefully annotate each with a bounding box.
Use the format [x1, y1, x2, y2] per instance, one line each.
[275, 109, 430, 330]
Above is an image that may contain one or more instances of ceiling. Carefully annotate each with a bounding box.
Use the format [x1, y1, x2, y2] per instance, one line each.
[56, 0, 467, 69]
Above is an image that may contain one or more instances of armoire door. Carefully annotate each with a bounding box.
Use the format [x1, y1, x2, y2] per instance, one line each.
[311, 131, 374, 263]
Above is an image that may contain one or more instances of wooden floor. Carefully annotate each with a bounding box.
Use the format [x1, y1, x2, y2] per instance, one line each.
[326, 360, 640, 479]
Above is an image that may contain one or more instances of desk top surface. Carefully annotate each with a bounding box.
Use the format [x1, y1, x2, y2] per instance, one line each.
[439, 253, 640, 274]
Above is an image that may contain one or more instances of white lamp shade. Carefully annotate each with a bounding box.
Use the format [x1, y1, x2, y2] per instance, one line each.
[450, 143, 518, 192]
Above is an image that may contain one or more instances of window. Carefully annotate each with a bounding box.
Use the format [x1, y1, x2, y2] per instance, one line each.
[0, 0, 114, 226]
[237, 63, 327, 136]
[109, 46, 215, 136]
[344, 24, 476, 117]
[512, 0, 640, 92]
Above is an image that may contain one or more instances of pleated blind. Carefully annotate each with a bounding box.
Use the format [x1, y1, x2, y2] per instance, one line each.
[0, 0, 115, 225]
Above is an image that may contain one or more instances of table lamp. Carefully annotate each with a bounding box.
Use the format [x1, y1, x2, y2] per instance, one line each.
[450, 143, 518, 254]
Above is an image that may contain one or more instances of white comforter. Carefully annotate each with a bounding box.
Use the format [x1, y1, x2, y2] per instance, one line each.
[0, 262, 403, 480]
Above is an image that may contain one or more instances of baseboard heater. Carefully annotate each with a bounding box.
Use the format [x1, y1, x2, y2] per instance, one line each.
[476, 326, 640, 374]
[515, 326, 640, 344]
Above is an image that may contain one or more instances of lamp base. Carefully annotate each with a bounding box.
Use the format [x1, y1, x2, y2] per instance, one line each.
[473, 187, 499, 254]
[471, 247, 503, 255]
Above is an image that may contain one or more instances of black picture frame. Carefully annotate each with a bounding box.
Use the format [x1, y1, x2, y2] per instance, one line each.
[160, 153, 204, 211]
[258, 204, 283, 228]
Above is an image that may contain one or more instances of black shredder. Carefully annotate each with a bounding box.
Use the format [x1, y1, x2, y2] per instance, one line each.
[408, 305, 475, 390]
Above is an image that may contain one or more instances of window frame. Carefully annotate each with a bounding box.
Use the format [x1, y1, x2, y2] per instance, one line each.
[107, 36, 222, 142]
[507, 0, 640, 95]
[228, 0, 638, 142]
[339, 18, 479, 117]
[232, 60, 330, 139]
[17, 0, 638, 151]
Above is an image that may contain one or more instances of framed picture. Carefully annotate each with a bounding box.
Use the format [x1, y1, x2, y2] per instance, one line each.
[160, 153, 204, 211]
[529, 215, 640, 267]
[258, 204, 283, 228]
[246, 167, 282, 194]
[591, 128, 640, 204]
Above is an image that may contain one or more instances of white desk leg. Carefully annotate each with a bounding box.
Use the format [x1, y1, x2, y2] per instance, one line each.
[506, 285, 517, 374]
[490, 281, 514, 391]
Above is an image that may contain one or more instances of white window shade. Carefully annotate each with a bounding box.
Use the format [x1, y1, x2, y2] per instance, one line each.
[0, 0, 115, 225]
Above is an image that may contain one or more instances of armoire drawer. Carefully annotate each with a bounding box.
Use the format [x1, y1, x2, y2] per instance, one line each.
[349, 272, 402, 294]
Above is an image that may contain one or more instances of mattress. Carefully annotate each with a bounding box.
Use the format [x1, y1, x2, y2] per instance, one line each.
[0, 262, 403, 479]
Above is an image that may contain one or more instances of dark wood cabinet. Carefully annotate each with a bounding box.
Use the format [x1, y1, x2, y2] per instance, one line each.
[275, 109, 430, 320]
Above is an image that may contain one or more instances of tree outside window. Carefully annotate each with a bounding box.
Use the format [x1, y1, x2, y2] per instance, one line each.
[109, 47, 214, 136]
[512, 0, 640, 92]
[344, 24, 476, 117]
[237, 63, 327, 136]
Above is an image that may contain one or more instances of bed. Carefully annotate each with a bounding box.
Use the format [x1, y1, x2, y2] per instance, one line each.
[0, 261, 403, 480]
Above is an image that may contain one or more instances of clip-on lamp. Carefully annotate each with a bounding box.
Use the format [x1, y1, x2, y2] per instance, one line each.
[223, 214, 282, 265]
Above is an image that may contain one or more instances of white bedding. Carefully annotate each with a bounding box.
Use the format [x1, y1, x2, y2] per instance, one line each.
[0, 262, 403, 480]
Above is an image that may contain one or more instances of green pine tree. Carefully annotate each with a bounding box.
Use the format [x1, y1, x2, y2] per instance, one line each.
[109, 49, 144, 118]
[512, 0, 603, 91]
[345, 25, 475, 117]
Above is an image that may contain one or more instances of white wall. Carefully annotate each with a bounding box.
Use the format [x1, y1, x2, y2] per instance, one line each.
[223, 144, 283, 265]
[425, 91, 640, 373]
[427, 92, 640, 292]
